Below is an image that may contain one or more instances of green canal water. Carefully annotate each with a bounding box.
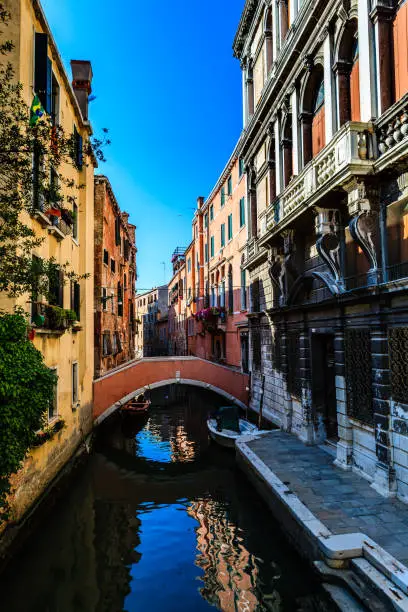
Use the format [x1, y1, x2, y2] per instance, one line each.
[0, 387, 335, 611]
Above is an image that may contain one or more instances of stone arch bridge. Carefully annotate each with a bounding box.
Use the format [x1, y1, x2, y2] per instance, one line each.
[93, 357, 250, 425]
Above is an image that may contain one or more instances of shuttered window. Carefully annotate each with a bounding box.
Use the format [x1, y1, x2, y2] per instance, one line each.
[221, 224, 225, 248]
[49, 267, 64, 307]
[228, 214, 233, 241]
[72, 362, 78, 405]
[115, 217, 121, 246]
[34, 33, 52, 113]
[239, 197, 245, 227]
[210, 236, 214, 258]
[221, 187, 225, 207]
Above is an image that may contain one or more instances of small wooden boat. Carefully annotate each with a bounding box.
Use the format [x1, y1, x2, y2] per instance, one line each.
[207, 417, 259, 448]
[121, 395, 151, 415]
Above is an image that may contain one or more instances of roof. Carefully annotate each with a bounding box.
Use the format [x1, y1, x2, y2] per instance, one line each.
[232, 0, 260, 59]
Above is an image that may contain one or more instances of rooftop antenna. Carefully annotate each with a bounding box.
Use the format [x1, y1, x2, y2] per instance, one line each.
[161, 261, 166, 284]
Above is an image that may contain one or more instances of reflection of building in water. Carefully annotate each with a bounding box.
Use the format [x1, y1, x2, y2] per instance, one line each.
[187, 498, 259, 611]
[170, 424, 196, 463]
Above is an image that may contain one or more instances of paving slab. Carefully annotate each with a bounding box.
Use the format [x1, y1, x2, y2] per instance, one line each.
[245, 431, 408, 566]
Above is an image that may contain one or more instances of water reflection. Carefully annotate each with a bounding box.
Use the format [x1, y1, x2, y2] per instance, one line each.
[0, 386, 333, 612]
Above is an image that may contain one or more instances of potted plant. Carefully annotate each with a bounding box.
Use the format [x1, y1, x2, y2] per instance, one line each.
[45, 305, 67, 330]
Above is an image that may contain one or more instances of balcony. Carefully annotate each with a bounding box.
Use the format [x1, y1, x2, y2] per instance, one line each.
[375, 92, 408, 171]
[262, 121, 374, 239]
[48, 216, 72, 241]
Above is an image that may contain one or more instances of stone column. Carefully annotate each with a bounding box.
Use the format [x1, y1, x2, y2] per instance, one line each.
[358, 0, 377, 120]
[371, 328, 396, 497]
[274, 115, 282, 194]
[250, 186, 258, 238]
[241, 58, 248, 126]
[299, 331, 313, 444]
[272, 0, 280, 58]
[265, 31, 273, 75]
[291, 87, 300, 175]
[371, 2, 394, 115]
[246, 61, 255, 118]
[334, 331, 354, 470]
[333, 61, 352, 127]
[323, 29, 335, 141]
[282, 138, 293, 188]
[280, 328, 293, 432]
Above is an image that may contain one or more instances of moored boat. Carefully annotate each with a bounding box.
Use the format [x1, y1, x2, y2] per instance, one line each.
[121, 394, 151, 415]
[207, 417, 259, 448]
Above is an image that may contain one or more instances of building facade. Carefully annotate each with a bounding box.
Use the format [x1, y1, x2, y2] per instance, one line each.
[186, 150, 249, 369]
[235, 0, 408, 501]
[0, 0, 95, 521]
[94, 176, 137, 377]
[135, 285, 168, 357]
[168, 248, 188, 355]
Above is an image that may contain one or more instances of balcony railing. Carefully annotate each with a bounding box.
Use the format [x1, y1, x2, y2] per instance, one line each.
[263, 121, 374, 234]
[376, 92, 408, 159]
[387, 261, 408, 283]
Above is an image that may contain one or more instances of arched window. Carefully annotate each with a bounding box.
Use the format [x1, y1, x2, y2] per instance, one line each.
[312, 78, 325, 157]
[336, 20, 359, 125]
[301, 64, 325, 165]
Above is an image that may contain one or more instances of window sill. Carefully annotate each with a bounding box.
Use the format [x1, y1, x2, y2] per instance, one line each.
[32, 209, 52, 228]
[48, 225, 66, 242]
[34, 327, 66, 337]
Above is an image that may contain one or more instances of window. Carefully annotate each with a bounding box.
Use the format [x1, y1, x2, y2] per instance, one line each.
[102, 287, 107, 311]
[221, 186, 225, 207]
[103, 331, 112, 356]
[103, 249, 109, 265]
[73, 203, 78, 240]
[250, 279, 260, 312]
[70, 281, 80, 321]
[118, 282, 123, 317]
[204, 243, 208, 263]
[211, 286, 215, 307]
[72, 362, 78, 405]
[34, 33, 51, 113]
[110, 258, 116, 273]
[210, 236, 214, 258]
[220, 280, 226, 307]
[210, 205, 214, 221]
[48, 368, 58, 421]
[228, 214, 233, 241]
[124, 239, 130, 260]
[124, 274, 127, 289]
[49, 266, 64, 307]
[241, 269, 247, 310]
[51, 71, 60, 126]
[73, 125, 83, 169]
[228, 267, 233, 312]
[239, 158, 245, 177]
[115, 216, 121, 246]
[204, 213, 208, 229]
[227, 175, 232, 196]
[187, 258, 191, 272]
[112, 332, 117, 354]
[220, 224, 225, 248]
[239, 197, 246, 228]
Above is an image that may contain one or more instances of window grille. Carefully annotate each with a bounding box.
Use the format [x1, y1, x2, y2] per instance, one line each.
[344, 329, 373, 424]
[251, 322, 261, 370]
[389, 327, 408, 404]
[287, 331, 301, 399]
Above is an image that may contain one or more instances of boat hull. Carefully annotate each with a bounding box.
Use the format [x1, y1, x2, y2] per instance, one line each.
[121, 400, 151, 415]
[207, 418, 258, 449]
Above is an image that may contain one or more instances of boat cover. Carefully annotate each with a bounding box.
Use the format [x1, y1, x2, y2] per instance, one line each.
[216, 406, 240, 433]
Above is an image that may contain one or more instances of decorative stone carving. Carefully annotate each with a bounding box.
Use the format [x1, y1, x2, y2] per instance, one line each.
[267, 246, 283, 299]
[346, 180, 379, 217]
[279, 229, 299, 306]
[315, 208, 345, 293]
[349, 209, 379, 271]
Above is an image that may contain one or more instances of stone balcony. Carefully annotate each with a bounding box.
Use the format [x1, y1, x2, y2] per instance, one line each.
[263, 121, 375, 240]
[375, 92, 408, 172]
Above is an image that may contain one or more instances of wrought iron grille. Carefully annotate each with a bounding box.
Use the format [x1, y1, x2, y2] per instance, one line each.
[287, 331, 301, 399]
[250, 279, 260, 313]
[389, 327, 408, 404]
[251, 322, 261, 370]
[344, 329, 373, 425]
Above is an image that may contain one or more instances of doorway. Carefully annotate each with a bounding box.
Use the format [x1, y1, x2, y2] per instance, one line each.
[311, 333, 338, 441]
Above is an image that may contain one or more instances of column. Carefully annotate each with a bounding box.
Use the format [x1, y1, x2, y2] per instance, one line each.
[282, 138, 292, 188]
[241, 59, 248, 126]
[334, 331, 354, 470]
[279, 0, 289, 43]
[358, 0, 377, 120]
[288, 0, 297, 28]
[274, 116, 282, 194]
[291, 87, 300, 175]
[299, 112, 312, 168]
[371, 2, 394, 114]
[323, 29, 335, 141]
[246, 61, 254, 118]
[299, 331, 313, 444]
[273, 0, 280, 58]
[371, 328, 396, 497]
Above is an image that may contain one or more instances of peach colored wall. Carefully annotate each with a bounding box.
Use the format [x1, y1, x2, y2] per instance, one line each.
[93, 358, 249, 419]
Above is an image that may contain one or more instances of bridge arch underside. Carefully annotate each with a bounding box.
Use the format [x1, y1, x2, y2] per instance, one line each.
[93, 358, 250, 425]
[95, 379, 247, 426]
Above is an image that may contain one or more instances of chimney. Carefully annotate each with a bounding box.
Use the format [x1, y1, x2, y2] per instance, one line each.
[121, 211, 130, 225]
[197, 196, 204, 209]
[70, 60, 93, 121]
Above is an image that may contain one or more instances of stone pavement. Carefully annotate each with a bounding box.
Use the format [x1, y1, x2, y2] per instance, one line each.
[246, 431, 408, 566]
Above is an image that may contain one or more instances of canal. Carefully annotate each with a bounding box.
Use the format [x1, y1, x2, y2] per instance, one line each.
[1, 386, 336, 611]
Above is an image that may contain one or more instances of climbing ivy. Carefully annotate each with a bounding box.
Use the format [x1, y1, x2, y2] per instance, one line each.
[0, 310, 57, 520]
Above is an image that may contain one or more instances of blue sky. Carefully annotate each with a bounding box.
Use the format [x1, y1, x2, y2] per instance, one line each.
[41, 0, 245, 292]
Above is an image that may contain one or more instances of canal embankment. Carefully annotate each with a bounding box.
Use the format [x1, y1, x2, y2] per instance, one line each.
[236, 430, 408, 611]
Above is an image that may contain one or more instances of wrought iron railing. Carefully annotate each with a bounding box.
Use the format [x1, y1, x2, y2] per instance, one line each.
[386, 260, 408, 282]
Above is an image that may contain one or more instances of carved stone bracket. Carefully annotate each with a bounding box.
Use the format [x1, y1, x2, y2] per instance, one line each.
[315, 208, 345, 293]
[267, 246, 283, 299]
[346, 179, 379, 217]
[278, 230, 299, 306]
[349, 210, 380, 273]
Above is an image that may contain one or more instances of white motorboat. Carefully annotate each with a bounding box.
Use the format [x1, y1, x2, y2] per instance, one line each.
[207, 417, 260, 448]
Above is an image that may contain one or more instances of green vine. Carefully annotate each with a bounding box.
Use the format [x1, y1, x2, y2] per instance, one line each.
[0, 310, 57, 521]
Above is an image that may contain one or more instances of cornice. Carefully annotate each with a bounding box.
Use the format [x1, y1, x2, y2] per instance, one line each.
[233, 0, 261, 59]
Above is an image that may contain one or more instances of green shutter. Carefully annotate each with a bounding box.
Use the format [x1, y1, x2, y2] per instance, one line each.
[221, 187, 225, 207]
[228, 214, 232, 240]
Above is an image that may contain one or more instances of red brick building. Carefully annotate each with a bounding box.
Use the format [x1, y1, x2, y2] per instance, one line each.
[94, 176, 137, 377]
